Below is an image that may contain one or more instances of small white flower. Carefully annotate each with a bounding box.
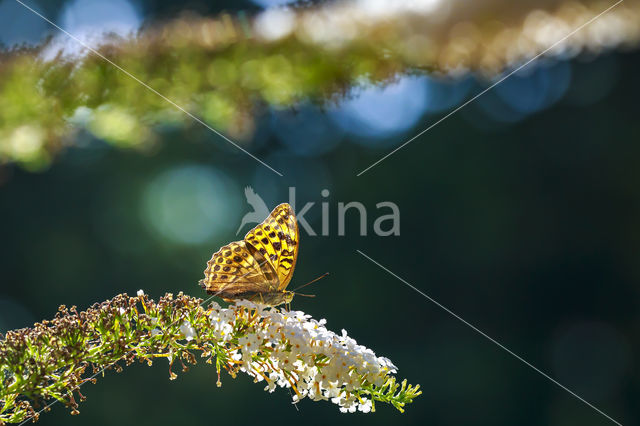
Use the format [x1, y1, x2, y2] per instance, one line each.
[379, 356, 397, 372]
[235, 299, 259, 310]
[239, 333, 261, 351]
[323, 380, 342, 399]
[179, 321, 196, 341]
[358, 399, 373, 413]
[136, 289, 144, 297]
[208, 301, 221, 310]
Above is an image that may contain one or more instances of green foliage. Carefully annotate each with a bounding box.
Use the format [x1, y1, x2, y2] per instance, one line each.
[2, 1, 637, 171]
[0, 14, 406, 171]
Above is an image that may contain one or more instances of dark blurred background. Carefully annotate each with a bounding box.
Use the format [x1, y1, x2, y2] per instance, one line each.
[1, 0, 639, 425]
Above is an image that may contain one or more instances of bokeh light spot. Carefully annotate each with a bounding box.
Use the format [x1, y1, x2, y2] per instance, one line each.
[329, 76, 429, 146]
[250, 0, 296, 8]
[42, 0, 141, 58]
[476, 60, 571, 123]
[60, 0, 140, 38]
[424, 76, 473, 113]
[142, 165, 241, 245]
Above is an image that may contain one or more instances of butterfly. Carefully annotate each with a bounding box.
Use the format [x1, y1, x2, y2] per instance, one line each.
[199, 203, 300, 307]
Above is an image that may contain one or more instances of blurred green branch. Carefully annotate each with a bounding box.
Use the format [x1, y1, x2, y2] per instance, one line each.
[0, 0, 639, 171]
[0, 292, 420, 424]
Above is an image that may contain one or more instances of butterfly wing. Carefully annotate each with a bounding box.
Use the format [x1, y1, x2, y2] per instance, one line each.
[243, 203, 299, 291]
[200, 240, 279, 297]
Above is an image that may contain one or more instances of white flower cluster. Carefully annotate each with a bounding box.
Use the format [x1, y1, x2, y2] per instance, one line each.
[207, 300, 398, 413]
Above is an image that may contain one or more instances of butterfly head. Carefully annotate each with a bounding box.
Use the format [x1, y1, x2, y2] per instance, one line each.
[283, 291, 295, 304]
[249, 290, 295, 307]
[273, 290, 294, 306]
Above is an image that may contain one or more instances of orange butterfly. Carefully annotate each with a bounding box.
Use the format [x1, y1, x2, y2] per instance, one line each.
[199, 203, 300, 307]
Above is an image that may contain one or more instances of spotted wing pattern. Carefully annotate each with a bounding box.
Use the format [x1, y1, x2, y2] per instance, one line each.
[200, 203, 299, 298]
[200, 240, 278, 298]
[243, 203, 299, 291]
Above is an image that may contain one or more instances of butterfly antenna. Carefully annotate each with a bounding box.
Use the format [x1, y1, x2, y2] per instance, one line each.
[295, 293, 316, 298]
[292, 272, 329, 292]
